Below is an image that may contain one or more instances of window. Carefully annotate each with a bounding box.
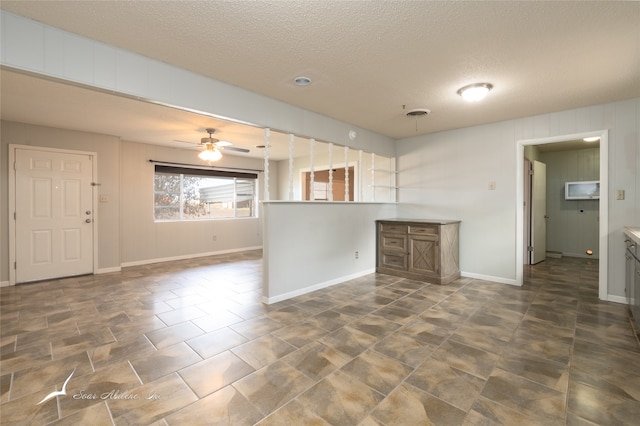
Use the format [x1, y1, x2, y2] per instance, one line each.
[312, 181, 329, 201]
[154, 165, 257, 221]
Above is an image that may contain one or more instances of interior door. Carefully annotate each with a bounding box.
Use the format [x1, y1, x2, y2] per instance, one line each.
[15, 148, 94, 283]
[524, 158, 532, 265]
[531, 160, 547, 264]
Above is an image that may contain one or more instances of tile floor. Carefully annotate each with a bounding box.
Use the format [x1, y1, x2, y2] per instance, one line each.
[1, 251, 639, 425]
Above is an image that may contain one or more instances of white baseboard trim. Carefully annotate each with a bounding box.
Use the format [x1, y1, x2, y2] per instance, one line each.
[263, 268, 376, 305]
[606, 294, 628, 305]
[461, 271, 518, 286]
[120, 246, 262, 268]
[0, 280, 11, 287]
[96, 267, 122, 274]
[562, 252, 600, 260]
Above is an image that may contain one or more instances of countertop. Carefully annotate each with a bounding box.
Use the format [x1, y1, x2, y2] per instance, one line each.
[377, 218, 461, 225]
[624, 227, 640, 245]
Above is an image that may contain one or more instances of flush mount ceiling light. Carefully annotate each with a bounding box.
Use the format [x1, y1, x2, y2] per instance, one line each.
[457, 83, 493, 102]
[293, 76, 312, 86]
[583, 136, 600, 142]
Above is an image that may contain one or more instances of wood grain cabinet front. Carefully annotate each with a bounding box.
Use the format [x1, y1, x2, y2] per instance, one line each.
[376, 219, 460, 284]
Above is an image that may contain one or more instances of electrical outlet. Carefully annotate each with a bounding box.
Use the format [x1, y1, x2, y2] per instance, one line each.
[616, 189, 625, 200]
[355, 251, 359, 259]
[488, 181, 496, 190]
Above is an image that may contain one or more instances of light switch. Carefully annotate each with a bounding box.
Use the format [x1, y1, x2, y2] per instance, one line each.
[99, 195, 109, 203]
[616, 189, 625, 200]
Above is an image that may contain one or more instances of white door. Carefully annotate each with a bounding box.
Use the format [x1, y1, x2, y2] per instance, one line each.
[524, 158, 532, 265]
[15, 148, 94, 283]
[531, 160, 547, 264]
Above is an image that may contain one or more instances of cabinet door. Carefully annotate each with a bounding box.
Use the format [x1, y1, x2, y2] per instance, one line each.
[634, 260, 640, 325]
[408, 235, 439, 275]
[626, 251, 635, 306]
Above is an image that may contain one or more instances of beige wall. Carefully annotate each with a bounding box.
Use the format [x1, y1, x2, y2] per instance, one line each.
[119, 140, 266, 265]
[0, 121, 271, 282]
[1, 120, 121, 277]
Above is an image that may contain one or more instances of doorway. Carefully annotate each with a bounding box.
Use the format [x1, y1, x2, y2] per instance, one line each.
[9, 145, 97, 284]
[516, 131, 608, 300]
[302, 166, 355, 201]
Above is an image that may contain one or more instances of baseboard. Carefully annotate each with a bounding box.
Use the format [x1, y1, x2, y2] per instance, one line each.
[263, 268, 376, 304]
[460, 271, 518, 286]
[562, 252, 600, 260]
[606, 294, 628, 305]
[96, 266, 122, 274]
[120, 246, 262, 268]
[0, 280, 11, 287]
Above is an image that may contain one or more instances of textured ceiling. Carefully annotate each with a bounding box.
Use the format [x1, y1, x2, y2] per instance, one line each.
[1, 1, 638, 149]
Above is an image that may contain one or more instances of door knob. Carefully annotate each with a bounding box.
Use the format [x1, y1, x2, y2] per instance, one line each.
[85, 218, 92, 223]
[86, 210, 92, 215]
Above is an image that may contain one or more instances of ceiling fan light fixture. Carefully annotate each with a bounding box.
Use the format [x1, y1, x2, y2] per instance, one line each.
[198, 144, 222, 161]
[457, 83, 493, 102]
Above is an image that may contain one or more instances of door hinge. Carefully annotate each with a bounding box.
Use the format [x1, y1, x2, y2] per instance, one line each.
[527, 246, 533, 252]
[14, 212, 16, 220]
[14, 262, 17, 269]
[529, 169, 534, 175]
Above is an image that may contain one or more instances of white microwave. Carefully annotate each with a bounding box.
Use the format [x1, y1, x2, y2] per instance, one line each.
[565, 181, 599, 200]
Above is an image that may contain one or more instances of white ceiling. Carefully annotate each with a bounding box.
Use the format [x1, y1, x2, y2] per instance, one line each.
[1, 1, 638, 157]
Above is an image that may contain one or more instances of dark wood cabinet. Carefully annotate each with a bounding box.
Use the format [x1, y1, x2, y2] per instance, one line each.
[377, 219, 460, 284]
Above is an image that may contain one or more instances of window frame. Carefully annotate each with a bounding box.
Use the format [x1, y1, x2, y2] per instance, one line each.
[153, 165, 258, 222]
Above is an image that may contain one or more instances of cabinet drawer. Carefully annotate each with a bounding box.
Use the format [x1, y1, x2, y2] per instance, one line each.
[409, 224, 439, 236]
[381, 252, 408, 270]
[380, 223, 407, 234]
[381, 233, 407, 251]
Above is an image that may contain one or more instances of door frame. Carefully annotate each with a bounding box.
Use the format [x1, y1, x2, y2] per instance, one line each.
[8, 144, 99, 286]
[515, 130, 608, 300]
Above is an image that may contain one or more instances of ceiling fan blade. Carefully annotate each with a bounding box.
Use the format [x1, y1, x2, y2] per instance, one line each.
[221, 146, 250, 153]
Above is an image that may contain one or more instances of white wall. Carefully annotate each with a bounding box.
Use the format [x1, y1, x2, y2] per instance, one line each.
[396, 99, 640, 299]
[262, 201, 397, 303]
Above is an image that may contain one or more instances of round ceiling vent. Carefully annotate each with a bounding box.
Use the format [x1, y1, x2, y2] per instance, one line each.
[405, 108, 431, 117]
